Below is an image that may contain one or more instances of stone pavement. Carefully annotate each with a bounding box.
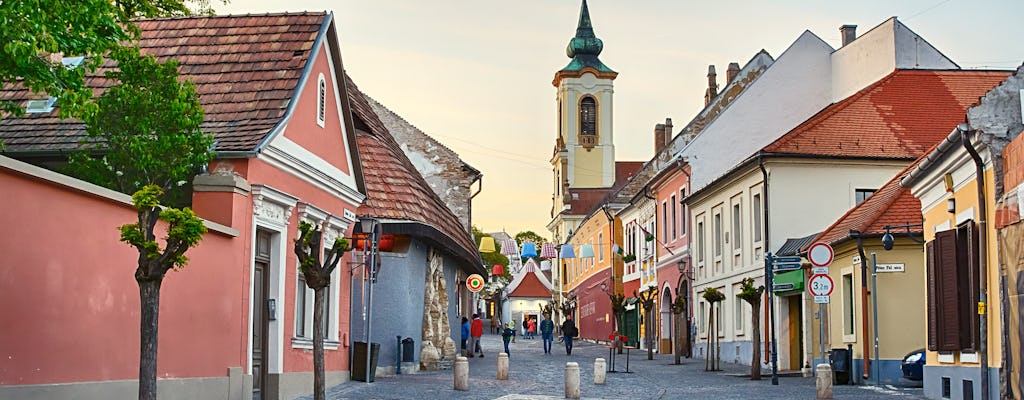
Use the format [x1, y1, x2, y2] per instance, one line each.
[302, 333, 927, 399]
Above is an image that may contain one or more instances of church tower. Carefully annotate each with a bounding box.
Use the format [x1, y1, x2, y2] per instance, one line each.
[548, 0, 618, 243]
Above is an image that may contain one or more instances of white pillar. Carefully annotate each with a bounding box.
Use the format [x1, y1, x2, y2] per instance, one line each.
[594, 358, 606, 384]
[815, 363, 833, 399]
[454, 356, 469, 391]
[497, 353, 509, 380]
[565, 362, 580, 399]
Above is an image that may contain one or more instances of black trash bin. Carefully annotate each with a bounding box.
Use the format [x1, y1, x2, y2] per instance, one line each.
[830, 348, 851, 385]
[352, 342, 380, 382]
[401, 338, 415, 362]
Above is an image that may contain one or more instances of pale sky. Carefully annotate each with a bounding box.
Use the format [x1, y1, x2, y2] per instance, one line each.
[219, 1, 1024, 239]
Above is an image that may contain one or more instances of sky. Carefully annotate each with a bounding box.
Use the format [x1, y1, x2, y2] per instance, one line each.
[218, 0, 1024, 240]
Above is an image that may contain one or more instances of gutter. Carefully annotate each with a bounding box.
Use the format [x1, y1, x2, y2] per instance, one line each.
[960, 125, 990, 400]
[759, 154, 778, 384]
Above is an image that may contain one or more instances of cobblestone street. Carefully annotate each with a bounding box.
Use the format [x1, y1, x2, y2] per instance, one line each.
[303, 333, 927, 400]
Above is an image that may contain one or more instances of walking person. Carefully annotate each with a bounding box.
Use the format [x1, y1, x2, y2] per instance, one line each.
[561, 315, 577, 355]
[526, 317, 536, 339]
[509, 318, 516, 343]
[540, 313, 555, 354]
[470, 313, 484, 358]
[460, 316, 470, 357]
[501, 323, 514, 355]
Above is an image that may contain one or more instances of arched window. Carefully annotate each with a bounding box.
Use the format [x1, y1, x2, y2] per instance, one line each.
[579, 96, 596, 136]
[317, 73, 326, 127]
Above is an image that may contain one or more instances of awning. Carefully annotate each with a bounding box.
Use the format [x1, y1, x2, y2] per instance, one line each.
[772, 270, 805, 295]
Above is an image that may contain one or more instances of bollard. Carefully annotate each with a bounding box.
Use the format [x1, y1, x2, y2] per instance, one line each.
[454, 356, 469, 391]
[594, 358, 606, 385]
[497, 353, 509, 380]
[815, 363, 833, 399]
[565, 362, 580, 399]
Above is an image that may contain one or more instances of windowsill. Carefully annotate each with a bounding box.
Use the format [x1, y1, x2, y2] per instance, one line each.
[959, 352, 979, 363]
[842, 334, 856, 343]
[735, 330, 745, 337]
[292, 337, 340, 350]
[937, 352, 955, 364]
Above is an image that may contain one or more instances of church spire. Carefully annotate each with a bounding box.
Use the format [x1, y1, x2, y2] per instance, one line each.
[560, 0, 615, 75]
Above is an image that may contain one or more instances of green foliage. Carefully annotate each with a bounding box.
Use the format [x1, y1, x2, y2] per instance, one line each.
[736, 277, 765, 305]
[119, 185, 206, 271]
[67, 45, 213, 201]
[471, 226, 510, 271]
[514, 230, 547, 246]
[622, 253, 636, 263]
[702, 287, 726, 303]
[670, 294, 686, 314]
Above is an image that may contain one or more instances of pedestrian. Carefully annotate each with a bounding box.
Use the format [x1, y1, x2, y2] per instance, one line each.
[460, 316, 470, 357]
[501, 323, 514, 355]
[490, 316, 497, 334]
[509, 318, 516, 343]
[470, 313, 484, 357]
[540, 313, 555, 354]
[561, 315, 577, 355]
[527, 317, 537, 339]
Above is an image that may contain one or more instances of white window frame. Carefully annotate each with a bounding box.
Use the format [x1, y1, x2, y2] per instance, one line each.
[752, 189, 763, 259]
[291, 201, 346, 350]
[316, 73, 326, 128]
[734, 289, 745, 335]
[598, 233, 604, 262]
[841, 267, 856, 342]
[670, 195, 677, 240]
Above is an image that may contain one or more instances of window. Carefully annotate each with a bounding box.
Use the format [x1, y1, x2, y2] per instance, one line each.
[697, 221, 705, 263]
[843, 273, 854, 336]
[679, 189, 687, 236]
[579, 97, 596, 136]
[855, 189, 875, 205]
[671, 195, 678, 240]
[752, 193, 762, 242]
[699, 301, 706, 334]
[316, 73, 326, 127]
[926, 221, 981, 351]
[713, 212, 722, 257]
[734, 295, 745, 333]
[663, 201, 669, 240]
[598, 234, 604, 261]
[296, 272, 309, 338]
[732, 202, 741, 251]
[715, 301, 724, 337]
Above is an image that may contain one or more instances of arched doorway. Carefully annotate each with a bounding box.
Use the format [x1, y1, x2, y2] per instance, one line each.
[660, 289, 673, 354]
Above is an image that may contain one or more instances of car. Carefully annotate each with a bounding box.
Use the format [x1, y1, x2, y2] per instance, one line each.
[901, 349, 926, 383]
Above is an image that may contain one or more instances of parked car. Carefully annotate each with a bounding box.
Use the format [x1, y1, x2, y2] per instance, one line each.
[901, 349, 926, 383]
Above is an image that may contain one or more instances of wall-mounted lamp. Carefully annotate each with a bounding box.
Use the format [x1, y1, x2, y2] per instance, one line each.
[947, 197, 956, 214]
[943, 172, 955, 192]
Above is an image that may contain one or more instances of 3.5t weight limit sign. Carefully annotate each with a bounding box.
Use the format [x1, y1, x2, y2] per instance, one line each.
[808, 273, 834, 304]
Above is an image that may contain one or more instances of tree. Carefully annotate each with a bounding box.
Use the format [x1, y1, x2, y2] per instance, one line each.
[736, 277, 766, 379]
[670, 293, 686, 365]
[635, 288, 659, 360]
[514, 230, 547, 247]
[702, 287, 725, 371]
[608, 291, 627, 353]
[471, 226, 510, 322]
[65, 45, 213, 400]
[294, 222, 350, 400]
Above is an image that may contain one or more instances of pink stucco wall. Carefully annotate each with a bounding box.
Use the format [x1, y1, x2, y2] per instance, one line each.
[0, 167, 247, 385]
[283, 45, 352, 176]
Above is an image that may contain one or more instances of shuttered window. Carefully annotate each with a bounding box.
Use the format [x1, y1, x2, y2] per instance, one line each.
[926, 221, 981, 352]
[579, 97, 596, 136]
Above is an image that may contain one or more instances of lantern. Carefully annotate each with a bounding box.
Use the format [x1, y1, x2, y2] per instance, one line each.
[559, 244, 576, 259]
[479, 236, 496, 253]
[579, 244, 595, 258]
[521, 242, 538, 258]
[492, 264, 504, 276]
[540, 243, 557, 258]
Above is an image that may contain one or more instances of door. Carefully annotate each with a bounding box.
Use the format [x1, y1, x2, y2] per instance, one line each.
[624, 308, 640, 347]
[787, 295, 803, 370]
[252, 231, 271, 400]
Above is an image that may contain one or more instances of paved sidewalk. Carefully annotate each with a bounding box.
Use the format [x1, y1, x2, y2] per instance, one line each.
[302, 333, 926, 399]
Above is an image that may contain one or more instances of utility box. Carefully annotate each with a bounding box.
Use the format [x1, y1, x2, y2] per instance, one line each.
[829, 348, 851, 385]
[401, 337, 415, 362]
[352, 342, 380, 382]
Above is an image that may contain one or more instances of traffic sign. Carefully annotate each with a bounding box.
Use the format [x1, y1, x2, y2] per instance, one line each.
[769, 254, 803, 272]
[811, 267, 829, 275]
[814, 296, 830, 304]
[807, 242, 834, 267]
[466, 274, 485, 292]
[772, 282, 796, 292]
[808, 274, 834, 297]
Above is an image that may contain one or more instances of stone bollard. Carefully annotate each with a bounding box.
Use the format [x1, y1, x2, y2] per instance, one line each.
[497, 353, 509, 380]
[815, 363, 833, 399]
[594, 358, 606, 385]
[565, 362, 580, 399]
[454, 356, 469, 391]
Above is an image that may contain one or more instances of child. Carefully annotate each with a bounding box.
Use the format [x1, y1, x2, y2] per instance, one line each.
[501, 323, 514, 355]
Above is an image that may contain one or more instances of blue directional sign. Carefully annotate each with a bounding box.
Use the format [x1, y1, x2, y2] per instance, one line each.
[772, 282, 796, 292]
[770, 255, 803, 272]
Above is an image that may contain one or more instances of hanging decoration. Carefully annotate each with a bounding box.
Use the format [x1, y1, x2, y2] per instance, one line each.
[540, 242, 557, 258]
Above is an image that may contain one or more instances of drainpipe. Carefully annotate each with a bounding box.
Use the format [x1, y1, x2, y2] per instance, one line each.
[676, 159, 693, 358]
[851, 230, 872, 381]
[467, 175, 482, 233]
[759, 155, 779, 385]
[602, 205, 617, 296]
[960, 125, 989, 400]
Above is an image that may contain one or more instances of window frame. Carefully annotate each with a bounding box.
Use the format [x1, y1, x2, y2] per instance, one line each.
[316, 73, 326, 128]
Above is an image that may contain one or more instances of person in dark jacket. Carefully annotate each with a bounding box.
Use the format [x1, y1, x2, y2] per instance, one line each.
[501, 323, 514, 355]
[460, 317, 470, 357]
[540, 313, 555, 354]
[561, 315, 577, 355]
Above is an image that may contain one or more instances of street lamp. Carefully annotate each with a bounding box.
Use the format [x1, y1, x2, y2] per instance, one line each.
[357, 217, 379, 384]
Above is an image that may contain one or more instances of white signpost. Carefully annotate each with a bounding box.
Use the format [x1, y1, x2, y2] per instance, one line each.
[806, 242, 834, 366]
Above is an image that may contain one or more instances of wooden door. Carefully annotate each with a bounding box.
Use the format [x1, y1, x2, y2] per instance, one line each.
[252, 231, 271, 400]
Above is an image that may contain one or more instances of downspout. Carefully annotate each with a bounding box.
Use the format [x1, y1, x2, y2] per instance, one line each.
[851, 230, 872, 381]
[601, 205, 616, 294]
[961, 126, 989, 400]
[759, 154, 778, 384]
[677, 160, 693, 358]
[468, 174, 482, 233]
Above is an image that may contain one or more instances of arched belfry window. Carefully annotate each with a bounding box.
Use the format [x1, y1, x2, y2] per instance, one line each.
[578, 96, 597, 149]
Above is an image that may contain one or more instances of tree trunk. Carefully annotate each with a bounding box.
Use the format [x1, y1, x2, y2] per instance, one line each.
[705, 308, 712, 371]
[750, 300, 762, 380]
[139, 278, 162, 400]
[646, 309, 654, 360]
[313, 286, 326, 400]
[673, 311, 683, 365]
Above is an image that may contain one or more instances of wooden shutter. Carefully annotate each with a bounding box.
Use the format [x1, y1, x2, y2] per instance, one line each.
[926, 240, 938, 351]
[935, 229, 962, 351]
[957, 221, 981, 351]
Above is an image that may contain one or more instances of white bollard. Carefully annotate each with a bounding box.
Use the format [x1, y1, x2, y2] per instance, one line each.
[565, 362, 580, 399]
[594, 358, 606, 385]
[815, 363, 833, 399]
[497, 353, 509, 380]
[454, 356, 469, 391]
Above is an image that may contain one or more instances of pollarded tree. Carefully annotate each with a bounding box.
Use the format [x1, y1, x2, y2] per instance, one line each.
[702, 287, 726, 371]
[294, 222, 350, 400]
[66, 45, 213, 400]
[636, 288, 659, 360]
[736, 277, 766, 380]
[670, 294, 686, 365]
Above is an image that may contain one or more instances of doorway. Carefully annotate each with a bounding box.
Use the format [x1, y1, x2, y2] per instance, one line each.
[787, 295, 804, 370]
[252, 231, 271, 400]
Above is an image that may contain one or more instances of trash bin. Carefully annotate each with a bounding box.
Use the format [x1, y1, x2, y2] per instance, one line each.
[830, 348, 851, 385]
[401, 337, 415, 362]
[352, 342, 379, 382]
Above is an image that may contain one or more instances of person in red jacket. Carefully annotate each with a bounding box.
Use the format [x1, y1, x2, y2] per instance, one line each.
[469, 313, 484, 357]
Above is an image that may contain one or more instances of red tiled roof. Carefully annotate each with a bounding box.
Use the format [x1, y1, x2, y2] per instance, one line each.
[764, 70, 1010, 158]
[345, 73, 479, 270]
[615, 161, 643, 185]
[0, 12, 327, 152]
[808, 152, 931, 248]
[561, 161, 644, 217]
[508, 272, 552, 298]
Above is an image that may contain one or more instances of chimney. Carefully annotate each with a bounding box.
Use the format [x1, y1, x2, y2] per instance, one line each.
[704, 65, 718, 106]
[654, 123, 667, 154]
[663, 118, 673, 148]
[840, 24, 857, 47]
[726, 62, 741, 84]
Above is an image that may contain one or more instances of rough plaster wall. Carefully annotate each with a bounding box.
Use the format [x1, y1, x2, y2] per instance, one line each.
[968, 64, 1024, 197]
[420, 247, 457, 370]
[367, 97, 477, 230]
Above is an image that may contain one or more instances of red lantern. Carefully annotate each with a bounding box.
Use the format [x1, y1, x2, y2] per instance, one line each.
[492, 264, 504, 276]
[353, 233, 395, 252]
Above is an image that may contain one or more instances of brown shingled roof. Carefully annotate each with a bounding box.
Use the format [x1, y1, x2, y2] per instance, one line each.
[345, 73, 480, 273]
[0, 12, 327, 153]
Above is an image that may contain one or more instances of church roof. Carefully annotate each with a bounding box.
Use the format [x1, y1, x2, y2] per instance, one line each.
[554, 0, 616, 85]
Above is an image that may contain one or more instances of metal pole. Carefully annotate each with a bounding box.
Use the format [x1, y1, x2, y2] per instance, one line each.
[364, 221, 377, 383]
[766, 252, 779, 385]
[871, 252, 879, 386]
[819, 303, 825, 366]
